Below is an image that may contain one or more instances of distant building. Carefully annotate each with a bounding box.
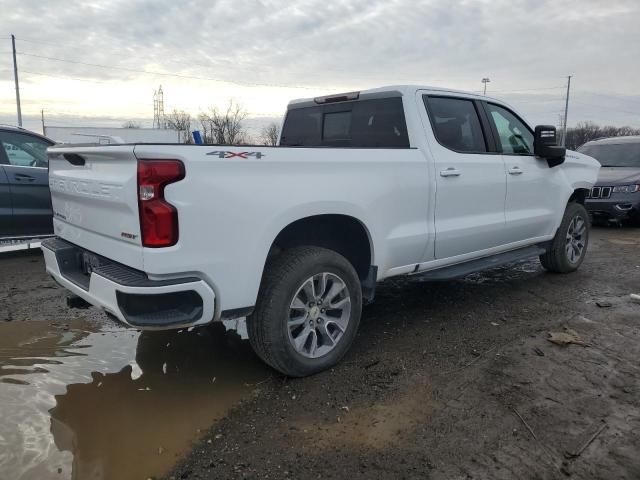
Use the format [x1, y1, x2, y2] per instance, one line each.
[44, 127, 180, 144]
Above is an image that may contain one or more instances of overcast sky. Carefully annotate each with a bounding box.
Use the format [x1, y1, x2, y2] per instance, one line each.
[1, 0, 639, 136]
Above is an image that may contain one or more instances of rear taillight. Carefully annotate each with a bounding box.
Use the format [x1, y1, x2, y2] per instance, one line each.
[137, 159, 185, 248]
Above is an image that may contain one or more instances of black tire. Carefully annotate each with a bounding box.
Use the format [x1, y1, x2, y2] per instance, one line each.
[247, 246, 362, 377]
[540, 202, 590, 273]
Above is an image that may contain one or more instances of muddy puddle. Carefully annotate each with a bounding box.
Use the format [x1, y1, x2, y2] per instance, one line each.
[0, 318, 268, 480]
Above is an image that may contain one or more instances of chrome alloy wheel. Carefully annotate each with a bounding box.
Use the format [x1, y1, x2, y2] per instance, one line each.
[287, 273, 351, 359]
[565, 215, 587, 264]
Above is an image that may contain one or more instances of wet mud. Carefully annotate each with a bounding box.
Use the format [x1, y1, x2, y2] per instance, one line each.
[1, 227, 639, 480]
[0, 306, 267, 479]
[166, 227, 640, 480]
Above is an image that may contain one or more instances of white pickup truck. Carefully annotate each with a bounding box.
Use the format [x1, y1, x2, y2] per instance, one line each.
[43, 85, 599, 376]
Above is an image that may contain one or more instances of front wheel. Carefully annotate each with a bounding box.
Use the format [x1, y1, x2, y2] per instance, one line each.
[540, 202, 590, 273]
[247, 246, 362, 377]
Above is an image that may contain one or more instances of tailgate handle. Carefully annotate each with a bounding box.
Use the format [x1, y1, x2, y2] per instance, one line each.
[63, 154, 86, 166]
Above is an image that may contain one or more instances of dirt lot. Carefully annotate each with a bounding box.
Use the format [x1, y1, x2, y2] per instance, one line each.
[1, 226, 639, 480]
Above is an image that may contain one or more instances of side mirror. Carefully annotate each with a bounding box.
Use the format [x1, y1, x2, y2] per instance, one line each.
[534, 125, 566, 167]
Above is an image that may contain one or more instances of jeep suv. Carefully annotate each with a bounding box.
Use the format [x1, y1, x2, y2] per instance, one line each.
[579, 136, 640, 224]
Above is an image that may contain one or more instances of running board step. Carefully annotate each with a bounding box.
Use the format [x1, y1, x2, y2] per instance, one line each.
[414, 245, 547, 281]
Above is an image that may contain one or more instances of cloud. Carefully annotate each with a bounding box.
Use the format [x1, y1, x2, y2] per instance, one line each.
[1, 0, 639, 128]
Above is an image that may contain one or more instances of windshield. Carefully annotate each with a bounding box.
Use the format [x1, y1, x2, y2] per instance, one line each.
[578, 142, 640, 167]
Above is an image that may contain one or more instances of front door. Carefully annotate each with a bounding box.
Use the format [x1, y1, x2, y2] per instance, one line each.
[423, 95, 507, 259]
[0, 130, 53, 236]
[483, 103, 565, 243]
[0, 166, 13, 236]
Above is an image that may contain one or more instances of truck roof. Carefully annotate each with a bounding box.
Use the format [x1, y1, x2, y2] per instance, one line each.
[288, 84, 504, 107]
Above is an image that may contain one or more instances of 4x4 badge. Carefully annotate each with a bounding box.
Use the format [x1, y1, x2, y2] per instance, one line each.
[206, 151, 266, 159]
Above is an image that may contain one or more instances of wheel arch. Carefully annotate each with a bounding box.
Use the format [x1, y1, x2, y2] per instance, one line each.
[568, 187, 589, 205]
[266, 214, 374, 282]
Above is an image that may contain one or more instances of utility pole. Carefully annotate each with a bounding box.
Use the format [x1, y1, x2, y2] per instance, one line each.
[482, 77, 491, 95]
[561, 75, 572, 146]
[41, 109, 45, 135]
[11, 34, 22, 127]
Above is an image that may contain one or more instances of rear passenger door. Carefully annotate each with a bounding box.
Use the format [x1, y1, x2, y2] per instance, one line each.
[482, 102, 565, 242]
[0, 131, 53, 236]
[423, 95, 508, 259]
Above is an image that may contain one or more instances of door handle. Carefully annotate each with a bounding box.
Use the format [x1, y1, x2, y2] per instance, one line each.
[14, 174, 35, 182]
[508, 166, 523, 175]
[440, 167, 461, 177]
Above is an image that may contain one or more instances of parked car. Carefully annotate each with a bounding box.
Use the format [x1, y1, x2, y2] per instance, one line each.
[42, 85, 600, 376]
[578, 136, 640, 224]
[0, 126, 55, 239]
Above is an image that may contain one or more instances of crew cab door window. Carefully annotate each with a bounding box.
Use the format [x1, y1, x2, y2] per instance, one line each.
[424, 97, 487, 153]
[485, 104, 534, 155]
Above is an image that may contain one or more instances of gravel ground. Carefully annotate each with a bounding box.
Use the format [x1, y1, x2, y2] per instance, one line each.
[164, 226, 640, 480]
[1, 227, 638, 480]
[0, 249, 104, 323]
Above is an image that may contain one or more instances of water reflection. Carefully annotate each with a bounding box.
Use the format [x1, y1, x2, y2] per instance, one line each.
[0, 321, 267, 480]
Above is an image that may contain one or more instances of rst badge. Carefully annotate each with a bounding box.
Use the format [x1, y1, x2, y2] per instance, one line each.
[206, 151, 266, 159]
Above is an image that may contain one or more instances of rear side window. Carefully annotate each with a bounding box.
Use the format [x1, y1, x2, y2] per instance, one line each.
[424, 96, 487, 153]
[280, 97, 409, 148]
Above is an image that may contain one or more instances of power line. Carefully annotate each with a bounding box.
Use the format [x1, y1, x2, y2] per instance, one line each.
[15, 36, 259, 68]
[505, 97, 564, 105]
[13, 37, 89, 50]
[491, 85, 565, 94]
[475, 85, 566, 95]
[16, 36, 438, 81]
[11, 42, 579, 98]
[18, 48, 567, 95]
[17, 51, 326, 90]
[571, 100, 640, 117]
[20, 68, 111, 84]
[573, 91, 640, 106]
[12, 71, 182, 111]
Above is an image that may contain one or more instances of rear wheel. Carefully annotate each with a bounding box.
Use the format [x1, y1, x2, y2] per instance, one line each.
[540, 202, 590, 273]
[247, 246, 362, 377]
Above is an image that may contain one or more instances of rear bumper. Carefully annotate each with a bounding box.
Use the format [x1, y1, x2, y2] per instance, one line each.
[41, 237, 216, 330]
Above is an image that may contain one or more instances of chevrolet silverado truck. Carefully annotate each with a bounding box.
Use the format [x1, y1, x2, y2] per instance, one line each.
[42, 85, 600, 377]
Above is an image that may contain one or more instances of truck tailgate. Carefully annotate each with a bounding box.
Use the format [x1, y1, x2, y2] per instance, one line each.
[47, 145, 144, 270]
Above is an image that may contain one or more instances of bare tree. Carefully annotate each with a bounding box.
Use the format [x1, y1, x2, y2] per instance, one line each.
[166, 109, 192, 143]
[260, 122, 280, 146]
[565, 121, 640, 150]
[199, 100, 248, 145]
[122, 120, 141, 129]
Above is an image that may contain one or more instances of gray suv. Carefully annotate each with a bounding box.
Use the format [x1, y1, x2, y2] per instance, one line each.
[579, 136, 640, 224]
[0, 126, 55, 239]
